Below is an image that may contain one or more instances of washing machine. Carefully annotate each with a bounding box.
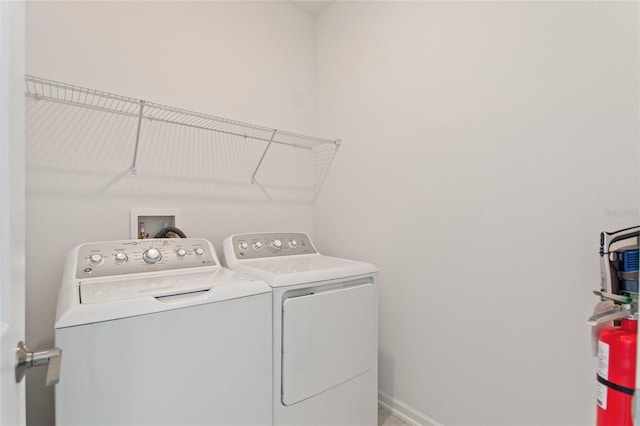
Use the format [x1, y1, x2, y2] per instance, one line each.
[55, 238, 272, 426]
[222, 232, 378, 426]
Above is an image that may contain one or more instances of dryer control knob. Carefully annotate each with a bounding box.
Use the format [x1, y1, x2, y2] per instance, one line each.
[194, 248, 205, 256]
[269, 239, 283, 250]
[143, 248, 162, 264]
[114, 252, 128, 264]
[176, 249, 187, 258]
[288, 240, 298, 249]
[252, 241, 263, 250]
[89, 254, 103, 266]
[239, 242, 249, 251]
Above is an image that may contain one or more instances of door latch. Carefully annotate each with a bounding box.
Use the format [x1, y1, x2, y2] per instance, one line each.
[15, 341, 62, 386]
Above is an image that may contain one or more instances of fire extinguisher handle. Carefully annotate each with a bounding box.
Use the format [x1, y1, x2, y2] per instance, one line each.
[593, 290, 634, 304]
[588, 306, 634, 326]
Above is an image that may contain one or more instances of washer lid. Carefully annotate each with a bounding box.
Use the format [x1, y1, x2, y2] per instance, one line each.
[230, 255, 377, 287]
[80, 269, 222, 304]
[55, 269, 271, 328]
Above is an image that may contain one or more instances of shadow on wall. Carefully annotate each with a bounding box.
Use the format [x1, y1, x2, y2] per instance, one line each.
[25, 92, 336, 204]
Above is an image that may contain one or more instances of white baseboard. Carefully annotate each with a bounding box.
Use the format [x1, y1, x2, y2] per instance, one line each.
[378, 390, 444, 426]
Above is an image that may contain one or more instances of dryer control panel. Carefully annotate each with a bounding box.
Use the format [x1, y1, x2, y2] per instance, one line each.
[229, 232, 317, 260]
[75, 238, 217, 279]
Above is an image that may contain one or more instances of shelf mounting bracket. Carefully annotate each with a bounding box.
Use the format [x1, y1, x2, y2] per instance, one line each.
[251, 130, 277, 184]
[130, 100, 145, 175]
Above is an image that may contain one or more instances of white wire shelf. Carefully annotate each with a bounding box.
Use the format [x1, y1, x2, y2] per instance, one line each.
[24, 75, 340, 180]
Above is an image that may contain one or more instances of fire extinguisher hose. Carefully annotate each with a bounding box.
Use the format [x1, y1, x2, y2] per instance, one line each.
[597, 374, 635, 396]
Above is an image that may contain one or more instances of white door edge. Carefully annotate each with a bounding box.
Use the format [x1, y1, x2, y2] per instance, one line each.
[0, 1, 26, 425]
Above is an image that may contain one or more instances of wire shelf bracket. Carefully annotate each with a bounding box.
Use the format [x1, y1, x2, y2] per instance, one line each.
[24, 75, 340, 181]
[251, 130, 277, 184]
[131, 100, 145, 175]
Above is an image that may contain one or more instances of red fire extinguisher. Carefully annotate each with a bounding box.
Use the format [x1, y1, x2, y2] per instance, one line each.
[597, 318, 637, 426]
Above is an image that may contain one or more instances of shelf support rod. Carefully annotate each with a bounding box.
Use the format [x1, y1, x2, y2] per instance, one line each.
[131, 100, 145, 175]
[251, 130, 277, 184]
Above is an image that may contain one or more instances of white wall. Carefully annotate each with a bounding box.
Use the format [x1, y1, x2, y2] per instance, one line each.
[25, 2, 317, 425]
[315, 2, 639, 426]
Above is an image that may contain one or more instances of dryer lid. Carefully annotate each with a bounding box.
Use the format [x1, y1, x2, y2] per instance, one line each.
[231, 255, 377, 287]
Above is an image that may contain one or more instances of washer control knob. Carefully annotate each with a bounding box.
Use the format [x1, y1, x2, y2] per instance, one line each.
[143, 248, 162, 264]
[176, 249, 187, 258]
[239, 242, 249, 251]
[269, 239, 282, 250]
[89, 254, 103, 266]
[194, 247, 205, 256]
[114, 252, 128, 264]
[288, 240, 298, 249]
[252, 241, 263, 250]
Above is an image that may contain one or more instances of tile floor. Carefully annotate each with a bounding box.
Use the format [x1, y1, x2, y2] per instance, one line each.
[378, 404, 415, 426]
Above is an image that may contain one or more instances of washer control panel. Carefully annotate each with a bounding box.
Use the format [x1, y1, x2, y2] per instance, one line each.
[231, 232, 317, 260]
[75, 238, 216, 279]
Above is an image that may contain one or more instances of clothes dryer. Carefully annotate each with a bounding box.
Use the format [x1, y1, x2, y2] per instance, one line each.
[223, 232, 378, 426]
[55, 238, 272, 426]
